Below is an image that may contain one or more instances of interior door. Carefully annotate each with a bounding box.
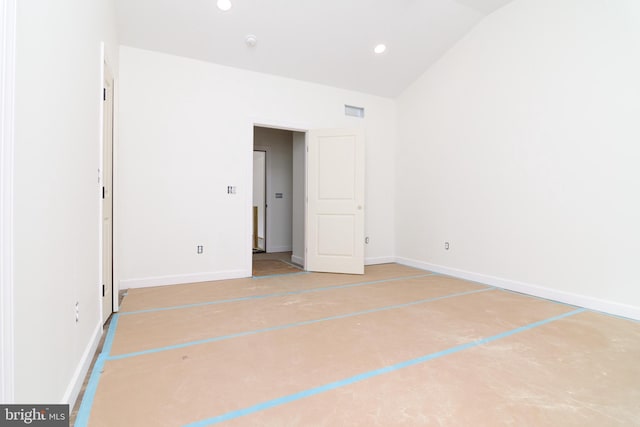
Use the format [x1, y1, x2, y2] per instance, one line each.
[102, 65, 114, 323]
[306, 128, 364, 274]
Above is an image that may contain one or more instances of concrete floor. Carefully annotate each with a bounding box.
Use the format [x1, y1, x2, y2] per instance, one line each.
[73, 264, 640, 426]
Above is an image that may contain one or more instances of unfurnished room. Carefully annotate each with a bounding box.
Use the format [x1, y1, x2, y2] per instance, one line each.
[1, 0, 639, 426]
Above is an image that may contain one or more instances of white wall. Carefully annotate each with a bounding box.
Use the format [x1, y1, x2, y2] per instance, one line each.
[118, 46, 397, 288]
[13, 0, 118, 403]
[291, 132, 306, 266]
[396, 0, 640, 319]
[254, 127, 293, 253]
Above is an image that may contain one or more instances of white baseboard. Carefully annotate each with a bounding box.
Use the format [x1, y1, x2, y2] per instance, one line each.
[396, 257, 640, 321]
[267, 245, 292, 253]
[120, 269, 248, 290]
[62, 321, 102, 406]
[290, 255, 304, 267]
[365, 256, 396, 266]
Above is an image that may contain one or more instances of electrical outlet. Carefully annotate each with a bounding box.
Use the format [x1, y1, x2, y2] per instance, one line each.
[444, 242, 450, 251]
[197, 245, 204, 254]
[75, 301, 79, 323]
[365, 236, 370, 244]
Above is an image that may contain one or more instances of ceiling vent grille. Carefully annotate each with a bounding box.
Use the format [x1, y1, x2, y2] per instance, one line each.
[345, 105, 365, 118]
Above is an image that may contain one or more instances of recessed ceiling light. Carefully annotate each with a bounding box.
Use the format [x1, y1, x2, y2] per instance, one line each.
[217, 0, 232, 11]
[374, 44, 387, 54]
[245, 34, 257, 47]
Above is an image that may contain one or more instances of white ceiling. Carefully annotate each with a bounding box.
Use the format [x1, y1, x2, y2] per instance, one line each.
[115, 0, 513, 97]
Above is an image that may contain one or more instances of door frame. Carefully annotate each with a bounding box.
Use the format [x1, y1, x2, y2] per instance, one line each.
[247, 118, 309, 274]
[252, 148, 268, 252]
[0, 0, 17, 404]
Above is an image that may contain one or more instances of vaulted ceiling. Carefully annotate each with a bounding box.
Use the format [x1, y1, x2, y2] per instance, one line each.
[115, 0, 514, 97]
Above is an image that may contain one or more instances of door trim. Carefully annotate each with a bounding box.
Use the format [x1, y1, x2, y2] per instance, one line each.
[253, 148, 268, 252]
[0, 0, 17, 403]
[111, 77, 119, 314]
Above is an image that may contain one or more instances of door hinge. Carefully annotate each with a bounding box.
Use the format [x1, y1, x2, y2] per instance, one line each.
[102, 186, 105, 199]
[102, 284, 106, 297]
[103, 88, 106, 101]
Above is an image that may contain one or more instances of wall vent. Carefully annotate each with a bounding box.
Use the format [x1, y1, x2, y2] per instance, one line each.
[345, 105, 365, 118]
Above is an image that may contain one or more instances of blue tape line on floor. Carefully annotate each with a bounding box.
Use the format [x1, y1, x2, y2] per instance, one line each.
[74, 314, 119, 427]
[120, 273, 436, 316]
[107, 287, 494, 361]
[182, 308, 586, 427]
[252, 271, 308, 279]
[74, 273, 440, 423]
[74, 356, 105, 427]
[102, 313, 119, 356]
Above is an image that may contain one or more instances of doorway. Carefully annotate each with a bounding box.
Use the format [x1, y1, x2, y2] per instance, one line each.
[252, 126, 305, 274]
[249, 124, 364, 276]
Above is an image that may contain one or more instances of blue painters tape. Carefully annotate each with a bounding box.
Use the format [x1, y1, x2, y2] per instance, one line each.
[496, 289, 640, 323]
[74, 356, 105, 427]
[101, 313, 119, 356]
[183, 308, 586, 427]
[107, 287, 494, 361]
[120, 274, 436, 316]
[74, 314, 120, 427]
[252, 271, 309, 279]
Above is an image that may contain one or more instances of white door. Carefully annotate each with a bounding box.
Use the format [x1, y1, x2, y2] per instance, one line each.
[306, 129, 364, 274]
[102, 65, 114, 323]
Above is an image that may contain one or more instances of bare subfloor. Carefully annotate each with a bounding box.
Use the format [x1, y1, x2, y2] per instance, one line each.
[73, 264, 640, 426]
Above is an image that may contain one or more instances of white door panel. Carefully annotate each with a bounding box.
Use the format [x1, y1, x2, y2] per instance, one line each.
[307, 129, 364, 274]
[317, 214, 355, 256]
